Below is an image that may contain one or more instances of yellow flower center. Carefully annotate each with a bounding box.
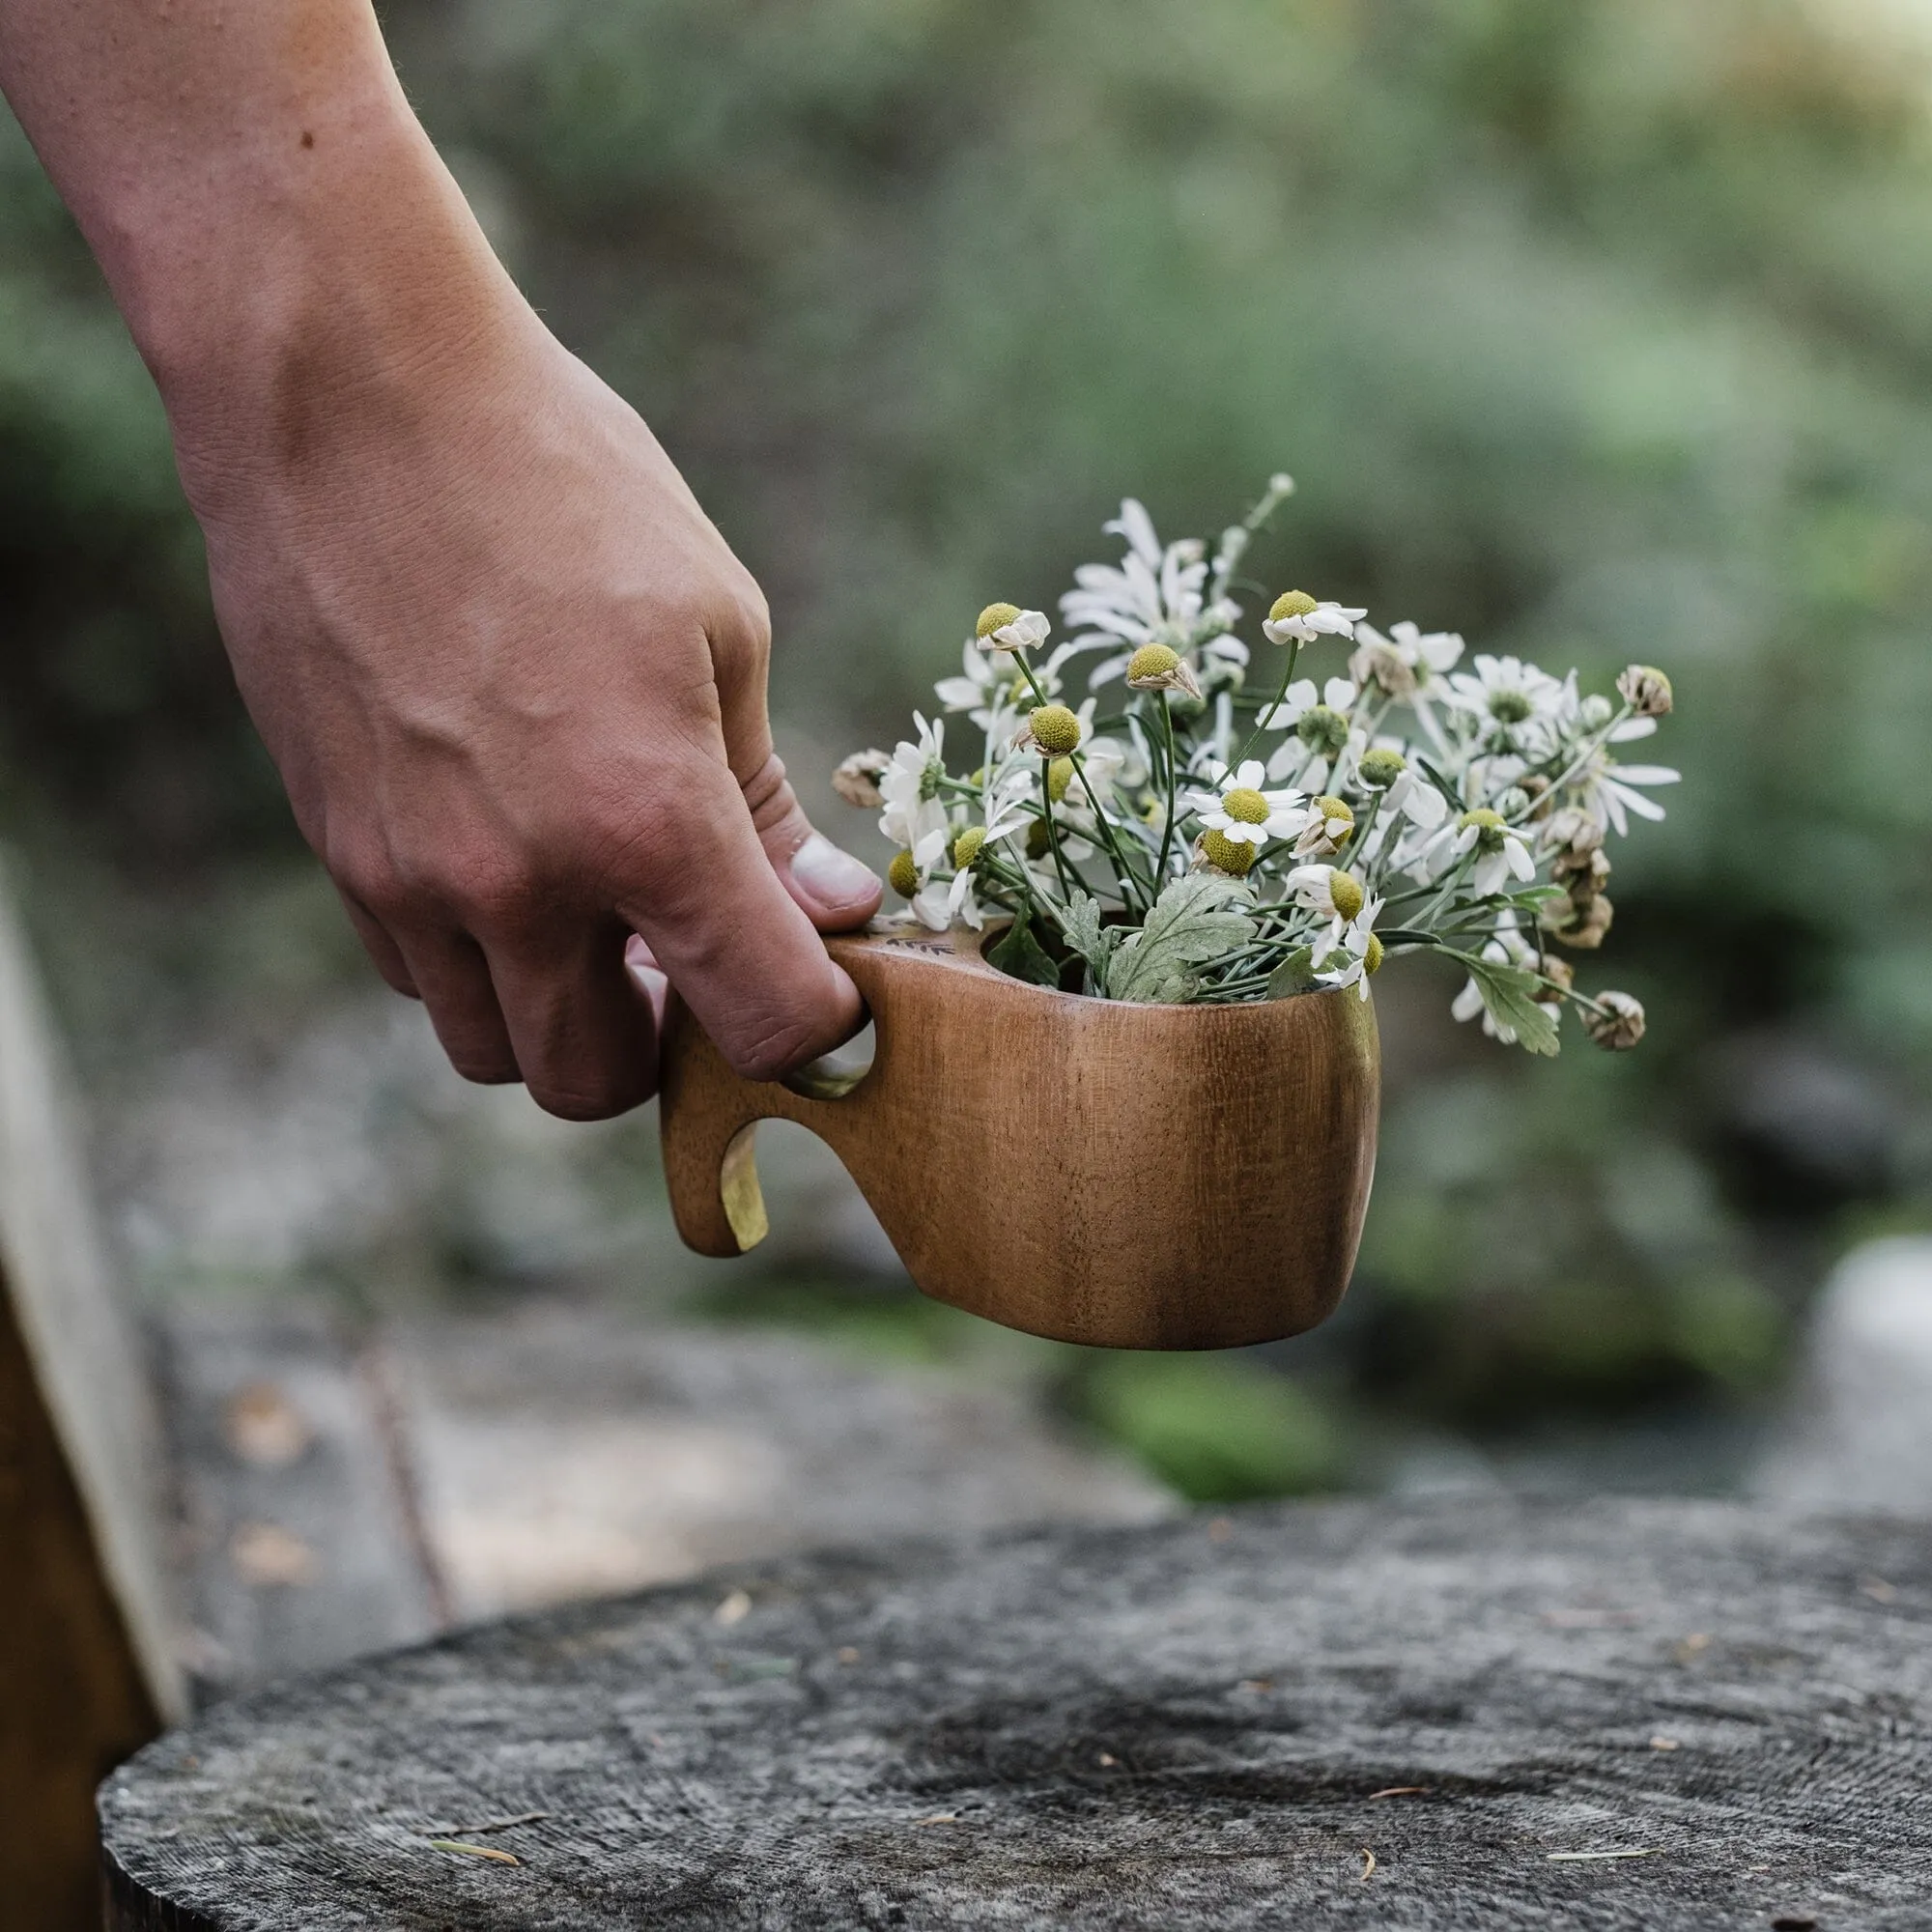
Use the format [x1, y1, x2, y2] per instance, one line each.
[1357, 748, 1406, 789]
[1029, 704, 1082, 755]
[1329, 870, 1365, 922]
[1364, 933, 1385, 975]
[976, 602, 1022, 639]
[888, 850, 921, 897]
[1128, 642, 1180, 682]
[1222, 786, 1269, 826]
[1047, 756, 1076, 803]
[1459, 807, 1507, 851]
[1202, 828, 1257, 875]
[1269, 589, 1319, 622]
[952, 826, 986, 868]
[1313, 796, 1354, 844]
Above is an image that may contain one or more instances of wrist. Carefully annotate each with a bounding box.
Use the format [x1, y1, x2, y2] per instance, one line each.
[102, 78, 522, 491]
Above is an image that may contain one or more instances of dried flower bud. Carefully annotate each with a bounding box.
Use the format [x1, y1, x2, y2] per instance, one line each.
[1126, 643, 1204, 697]
[1269, 589, 1320, 623]
[888, 850, 921, 897]
[1553, 845, 1611, 899]
[1047, 756, 1076, 803]
[1023, 704, 1083, 756]
[1583, 990, 1646, 1050]
[1200, 829, 1257, 876]
[1356, 747, 1407, 789]
[832, 749, 891, 810]
[1544, 806, 1603, 858]
[1349, 637, 1417, 699]
[976, 602, 1022, 639]
[952, 826, 986, 869]
[1540, 954, 1576, 996]
[1617, 665, 1674, 718]
[1544, 893, 1614, 950]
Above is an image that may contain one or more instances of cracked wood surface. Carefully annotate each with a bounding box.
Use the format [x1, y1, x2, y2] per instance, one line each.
[102, 1496, 1932, 1929]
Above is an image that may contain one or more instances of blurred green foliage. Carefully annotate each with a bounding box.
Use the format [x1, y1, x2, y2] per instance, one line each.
[7, 0, 1932, 1474]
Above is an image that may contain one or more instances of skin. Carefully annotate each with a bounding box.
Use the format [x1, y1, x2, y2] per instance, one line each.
[0, 0, 880, 1117]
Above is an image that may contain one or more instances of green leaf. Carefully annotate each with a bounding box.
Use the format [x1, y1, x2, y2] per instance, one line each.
[1454, 950, 1561, 1056]
[1060, 890, 1122, 994]
[1106, 873, 1257, 1005]
[1265, 946, 1317, 999]
[987, 914, 1061, 988]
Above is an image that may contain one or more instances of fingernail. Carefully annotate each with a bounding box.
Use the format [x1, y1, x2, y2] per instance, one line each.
[790, 833, 879, 906]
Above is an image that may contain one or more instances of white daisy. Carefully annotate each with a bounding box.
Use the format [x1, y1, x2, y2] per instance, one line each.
[1262, 595, 1367, 646]
[1445, 654, 1567, 753]
[1451, 808, 1537, 896]
[1565, 748, 1679, 838]
[1317, 897, 1385, 1002]
[876, 713, 949, 853]
[1180, 759, 1308, 849]
[1064, 497, 1243, 687]
[977, 608, 1052, 655]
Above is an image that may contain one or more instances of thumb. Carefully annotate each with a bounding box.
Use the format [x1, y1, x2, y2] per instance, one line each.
[740, 751, 882, 931]
[621, 755, 864, 1082]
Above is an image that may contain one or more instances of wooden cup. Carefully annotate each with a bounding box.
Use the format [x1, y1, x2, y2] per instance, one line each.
[659, 928, 1379, 1350]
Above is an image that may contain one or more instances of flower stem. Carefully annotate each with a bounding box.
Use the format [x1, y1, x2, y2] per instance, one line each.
[1233, 639, 1301, 771]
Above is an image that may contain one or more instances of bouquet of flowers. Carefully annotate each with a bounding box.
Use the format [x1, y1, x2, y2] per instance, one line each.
[834, 476, 1675, 1054]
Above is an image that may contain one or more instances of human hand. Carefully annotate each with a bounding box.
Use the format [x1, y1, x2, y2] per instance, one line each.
[166, 212, 878, 1118]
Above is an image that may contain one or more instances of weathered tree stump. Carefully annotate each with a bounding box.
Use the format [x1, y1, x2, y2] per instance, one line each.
[101, 1497, 1932, 1930]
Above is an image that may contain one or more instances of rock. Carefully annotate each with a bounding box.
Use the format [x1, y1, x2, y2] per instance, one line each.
[1751, 1235, 1932, 1511]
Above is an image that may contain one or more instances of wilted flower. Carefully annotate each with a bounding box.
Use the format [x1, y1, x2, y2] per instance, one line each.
[1583, 990, 1646, 1049]
[1125, 642, 1204, 697]
[1350, 619, 1464, 701]
[1617, 665, 1674, 718]
[833, 749, 892, 810]
[1295, 795, 1356, 857]
[1013, 701, 1084, 760]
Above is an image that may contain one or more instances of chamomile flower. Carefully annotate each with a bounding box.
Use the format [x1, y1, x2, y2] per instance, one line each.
[877, 714, 949, 853]
[1066, 497, 1246, 687]
[1564, 747, 1679, 838]
[976, 606, 1052, 655]
[1262, 592, 1367, 646]
[1181, 760, 1309, 849]
[1452, 807, 1537, 895]
[1317, 898, 1386, 1001]
[1446, 655, 1566, 753]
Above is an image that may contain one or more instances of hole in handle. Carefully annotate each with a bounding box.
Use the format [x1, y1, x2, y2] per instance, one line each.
[781, 1017, 876, 1101]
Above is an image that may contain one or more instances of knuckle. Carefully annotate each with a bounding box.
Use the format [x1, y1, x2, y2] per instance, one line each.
[431, 845, 546, 932]
[448, 1052, 522, 1088]
[526, 1069, 654, 1122]
[725, 1012, 823, 1085]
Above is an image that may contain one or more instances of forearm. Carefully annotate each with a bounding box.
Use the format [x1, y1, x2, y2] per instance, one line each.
[0, 0, 517, 465]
